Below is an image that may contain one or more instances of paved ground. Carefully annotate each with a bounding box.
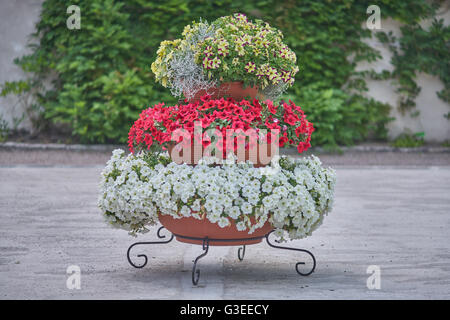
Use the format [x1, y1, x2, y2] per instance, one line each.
[0, 149, 449, 299]
[1, 148, 450, 167]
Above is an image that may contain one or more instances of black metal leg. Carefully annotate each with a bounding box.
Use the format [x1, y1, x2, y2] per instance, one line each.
[126, 229, 317, 284]
[192, 238, 209, 285]
[238, 245, 246, 261]
[126, 226, 174, 268]
[265, 230, 316, 276]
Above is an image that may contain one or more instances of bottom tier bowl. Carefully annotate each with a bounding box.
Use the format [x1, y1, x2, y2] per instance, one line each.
[158, 214, 273, 246]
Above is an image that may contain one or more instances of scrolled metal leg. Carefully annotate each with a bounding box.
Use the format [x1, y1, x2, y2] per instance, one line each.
[238, 245, 246, 261]
[265, 230, 316, 276]
[126, 226, 174, 268]
[192, 238, 209, 285]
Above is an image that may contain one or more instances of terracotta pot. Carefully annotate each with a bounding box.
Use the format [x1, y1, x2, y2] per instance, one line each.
[167, 141, 274, 167]
[167, 141, 202, 166]
[186, 81, 258, 103]
[239, 142, 274, 168]
[159, 214, 273, 246]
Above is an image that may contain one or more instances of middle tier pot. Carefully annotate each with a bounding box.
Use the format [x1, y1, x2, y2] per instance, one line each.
[167, 142, 274, 167]
[185, 81, 258, 103]
[158, 214, 273, 246]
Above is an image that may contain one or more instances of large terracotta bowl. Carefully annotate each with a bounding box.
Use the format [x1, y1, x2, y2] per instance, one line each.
[186, 81, 258, 103]
[158, 214, 273, 246]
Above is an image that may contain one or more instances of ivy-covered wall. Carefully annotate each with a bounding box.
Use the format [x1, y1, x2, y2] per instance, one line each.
[0, 0, 448, 145]
[359, 14, 450, 142]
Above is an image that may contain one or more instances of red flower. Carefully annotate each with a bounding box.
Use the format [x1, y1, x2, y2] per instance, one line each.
[295, 126, 305, 138]
[200, 94, 211, 102]
[297, 141, 311, 153]
[266, 100, 278, 114]
[284, 112, 299, 126]
[279, 135, 289, 147]
[127, 96, 313, 155]
[144, 134, 153, 149]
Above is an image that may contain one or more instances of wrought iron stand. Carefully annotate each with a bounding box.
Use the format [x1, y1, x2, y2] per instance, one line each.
[126, 226, 316, 285]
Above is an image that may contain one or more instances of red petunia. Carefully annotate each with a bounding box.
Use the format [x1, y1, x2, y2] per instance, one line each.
[127, 95, 314, 155]
[266, 100, 278, 114]
[144, 134, 153, 149]
[284, 112, 299, 126]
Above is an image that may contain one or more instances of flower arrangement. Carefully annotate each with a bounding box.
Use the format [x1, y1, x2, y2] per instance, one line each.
[98, 149, 336, 241]
[127, 95, 314, 156]
[99, 13, 336, 246]
[151, 13, 298, 100]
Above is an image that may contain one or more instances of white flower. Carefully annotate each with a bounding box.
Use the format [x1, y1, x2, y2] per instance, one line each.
[262, 196, 274, 209]
[209, 184, 220, 194]
[218, 217, 230, 228]
[274, 228, 285, 239]
[250, 179, 260, 190]
[207, 211, 220, 223]
[204, 199, 215, 211]
[114, 174, 126, 186]
[247, 194, 259, 205]
[173, 183, 184, 195]
[99, 152, 336, 241]
[191, 199, 201, 211]
[140, 166, 151, 177]
[227, 206, 241, 219]
[128, 171, 138, 182]
[222, 196, 233, 208]
[160, 182, 171, 194]
[213, 203, 224, 215]
[262, 181, 273, 193]
[236, 221, 246, 231]
[241, 202, 253, 214]
[180, 205, 191, 217]
[241, 185, 253, 197]
[234, 197, 245, 207]
[192, 212, 202, 220]
[279, 198, 288, 209]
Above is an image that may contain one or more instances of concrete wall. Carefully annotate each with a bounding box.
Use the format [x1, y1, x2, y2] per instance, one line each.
[0, 0, 44, 132]
[357, 7, 450, 142]
[0, 1, 449, 142]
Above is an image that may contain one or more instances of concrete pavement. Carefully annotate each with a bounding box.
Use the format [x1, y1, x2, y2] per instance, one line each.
[0, 152, 450, 299]
[1, 147, 450, 167]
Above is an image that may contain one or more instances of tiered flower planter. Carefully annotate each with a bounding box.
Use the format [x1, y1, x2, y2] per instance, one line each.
[121, 83, 320, 285]
[101, 13, 335, 286]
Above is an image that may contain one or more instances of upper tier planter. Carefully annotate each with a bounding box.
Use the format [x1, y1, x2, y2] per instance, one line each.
[151, 13, 299, 102]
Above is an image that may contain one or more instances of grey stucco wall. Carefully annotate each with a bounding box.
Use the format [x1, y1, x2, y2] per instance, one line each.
[356, 9, 450, 142]
[0, 0, 44, 132]
[0, 1, 449, 142]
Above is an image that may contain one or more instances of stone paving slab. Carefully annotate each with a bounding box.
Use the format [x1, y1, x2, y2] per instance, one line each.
[1, 165, 449, 299]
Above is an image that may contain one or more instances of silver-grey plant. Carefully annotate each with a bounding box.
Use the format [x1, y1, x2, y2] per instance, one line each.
[167, 21, 217, 100]
[261, 83, 290, 102]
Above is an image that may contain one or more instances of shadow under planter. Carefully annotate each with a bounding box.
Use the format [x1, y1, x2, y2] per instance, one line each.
[126, 225, 316, 286]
